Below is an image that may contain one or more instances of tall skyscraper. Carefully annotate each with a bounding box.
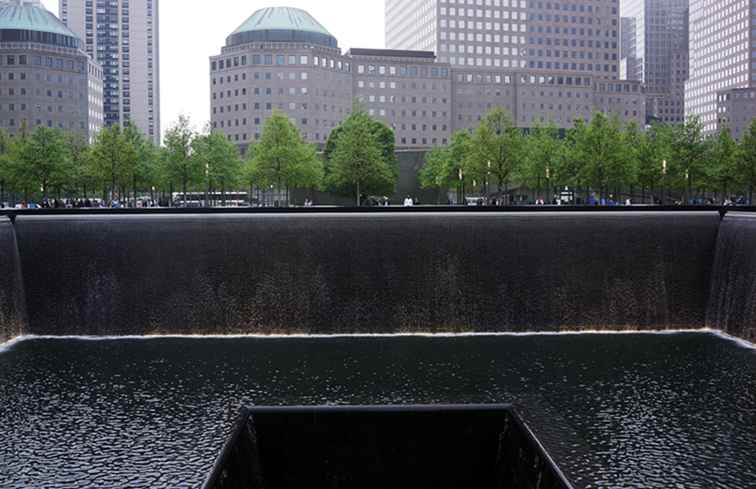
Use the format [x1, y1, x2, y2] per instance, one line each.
[59, 0, 160, 143]
[686, 0, 753, 135]
[386, 0, 621, 79]
[621, 0, 688, 124]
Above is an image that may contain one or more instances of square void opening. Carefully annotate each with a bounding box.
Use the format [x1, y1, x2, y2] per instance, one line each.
[205, 405, 573, 489]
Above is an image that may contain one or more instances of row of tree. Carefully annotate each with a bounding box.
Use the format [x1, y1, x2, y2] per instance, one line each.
[0, 109, 399, 207]
[420, 109, 756, 204]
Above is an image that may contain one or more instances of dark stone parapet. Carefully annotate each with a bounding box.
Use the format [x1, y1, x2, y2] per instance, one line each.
[14, 211, 720, 336]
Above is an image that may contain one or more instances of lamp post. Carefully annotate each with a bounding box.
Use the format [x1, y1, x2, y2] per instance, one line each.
[458, 168, 464, 205]
[661, 159, 668, 205]
[486, 160, 491, 203]
[545, 167, 551, 204]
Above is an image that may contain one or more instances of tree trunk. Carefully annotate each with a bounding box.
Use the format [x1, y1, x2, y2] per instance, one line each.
[356, 181, 361, 207]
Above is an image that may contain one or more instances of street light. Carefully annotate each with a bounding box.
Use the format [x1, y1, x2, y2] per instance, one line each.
[661, 159, 668, 205]
[458, 168, 464, 205]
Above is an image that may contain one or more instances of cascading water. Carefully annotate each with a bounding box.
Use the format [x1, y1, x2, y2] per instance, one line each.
[13, 212, 721, 337]
[0, 218, 27, 344]
[707, 212, 756, 343]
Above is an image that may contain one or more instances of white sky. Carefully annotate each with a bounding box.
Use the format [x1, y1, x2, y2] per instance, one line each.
[41, 0, 386, 138]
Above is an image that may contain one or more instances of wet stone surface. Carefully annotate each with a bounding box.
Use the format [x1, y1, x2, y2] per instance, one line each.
[0, 332, 755, 488]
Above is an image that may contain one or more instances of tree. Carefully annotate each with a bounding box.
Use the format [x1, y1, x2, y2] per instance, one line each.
[89, 125, 134, 203]
[325, 108, 398, 193]
[192, 131, 242, 206]
[569, 113, 631, 201]
[467, 108, 523, 195]
[519, 123, 563, 202]
[668, 117, 709, 203]
[326, 110, 395, 206]
[419, 131, 472, 203]
[14, 127, 71, 200]
[632, 124, 671, 204]
[66, 132, 96, 200]
[251, 111, 322, 206]
[163, 115, 200, 206]
[738, 119, 756, 204]
[0, 129, 10, 205]
[709, 126, 739, 201]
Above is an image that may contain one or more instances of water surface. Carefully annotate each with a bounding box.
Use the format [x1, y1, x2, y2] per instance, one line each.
[0, 333, 754, 488]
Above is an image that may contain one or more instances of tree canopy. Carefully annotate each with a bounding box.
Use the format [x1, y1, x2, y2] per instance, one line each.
[325, 110, 397, 205]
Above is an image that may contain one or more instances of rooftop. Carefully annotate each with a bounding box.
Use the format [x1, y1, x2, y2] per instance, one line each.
[227, 7, 338, 49]
[0, 1, 76, 38]
[347, 48, 436, 60]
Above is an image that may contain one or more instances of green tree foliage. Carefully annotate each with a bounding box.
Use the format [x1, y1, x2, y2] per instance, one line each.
[519, 123, 562, 199]
[89, 124, 137, 202]
[632, 124, 671, 203]
[737, 119, 756, 204]
[163, 115, 201, 205]
[13, 127, 71, 200]
[418, 131, 471, 203]
[192, 131, 243, 204]
[249, 111, 323, 205]
[466, 108, 522, 193]
[668, 117, 710, 202]
[325, 110, 396, 206]
[709, 126, 739, 199]
[0, 129, 11, 204]
[569, 113, 631, 199]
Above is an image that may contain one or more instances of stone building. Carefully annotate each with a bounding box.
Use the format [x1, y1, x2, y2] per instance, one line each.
[0, 0, 103, 141]
[211, 6, 644, 152]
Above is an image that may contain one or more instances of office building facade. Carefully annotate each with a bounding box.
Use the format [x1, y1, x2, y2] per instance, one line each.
[686, 0, 754, 135]
[621, 0, 688, 124]
[211, 7, 644, 152]
[59, 0, 160, 143]
[0, 1, 103, 140]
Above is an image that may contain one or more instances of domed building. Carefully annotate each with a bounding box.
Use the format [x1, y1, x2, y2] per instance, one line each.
[210, 7, 354, 149]
[0, 0, 103, 140]
[210, 6, 456, 153]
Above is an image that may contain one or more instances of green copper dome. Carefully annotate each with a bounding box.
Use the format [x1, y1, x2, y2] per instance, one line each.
[227, 7, 338, 48]
[0, 2, 80, 48]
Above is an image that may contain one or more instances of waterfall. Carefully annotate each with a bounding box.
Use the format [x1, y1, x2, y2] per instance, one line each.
[13, 212, 721, 337]
[706, 213, 756, 343]
[0, 218, 27, 344]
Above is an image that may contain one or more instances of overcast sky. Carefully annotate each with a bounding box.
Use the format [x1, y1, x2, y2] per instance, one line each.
[41, 0, 386, 138]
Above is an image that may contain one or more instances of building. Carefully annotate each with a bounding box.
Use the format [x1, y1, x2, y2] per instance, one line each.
[59, 0, 160, 143]
[717, 88, 756, 139]
[387, 0, 621, 78]
[211, 7, 644, 152]
[686, 0, 753, 135]
[621, 0, 688, 124]
[0, 0, 103, 141]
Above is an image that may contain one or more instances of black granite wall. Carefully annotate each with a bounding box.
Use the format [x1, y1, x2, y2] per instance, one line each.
[14, 212, 720, 336]
[0, 218, 26, 343]
[707, 213, 756, 343]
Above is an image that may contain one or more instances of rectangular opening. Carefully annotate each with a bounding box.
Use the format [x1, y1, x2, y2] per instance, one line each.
[205, 405, 574, 489]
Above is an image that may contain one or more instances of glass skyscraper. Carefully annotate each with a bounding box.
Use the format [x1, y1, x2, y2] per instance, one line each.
[622, 0, 688, 123]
